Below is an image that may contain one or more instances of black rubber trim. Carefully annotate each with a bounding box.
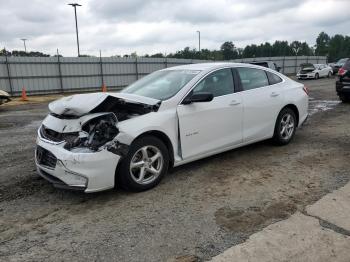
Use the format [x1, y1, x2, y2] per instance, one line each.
[231, 68, 243, 92]
[38, 168, 86, 191]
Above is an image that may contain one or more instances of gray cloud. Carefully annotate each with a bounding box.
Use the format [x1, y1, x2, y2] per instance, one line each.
[0, 0, 349, 56]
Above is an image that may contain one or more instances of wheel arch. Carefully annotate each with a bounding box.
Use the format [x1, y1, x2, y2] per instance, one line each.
[114, 129, 175, 189]
[134, 130, 175, 168]
[280, 104, 299, 126]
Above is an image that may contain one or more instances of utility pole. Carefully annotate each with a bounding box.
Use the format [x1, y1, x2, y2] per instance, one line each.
[196, 31, 201, 52]
[68, 3, 82, 57]
[21, 38, 27, 52]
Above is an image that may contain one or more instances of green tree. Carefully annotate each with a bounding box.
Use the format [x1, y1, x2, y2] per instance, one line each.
[220, 41, 238, 60]
[150, 53, 164, 58]
[315, 32, 330, 56]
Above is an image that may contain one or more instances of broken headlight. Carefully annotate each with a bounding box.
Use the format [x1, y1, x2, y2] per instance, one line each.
[65, 113, 119, 151]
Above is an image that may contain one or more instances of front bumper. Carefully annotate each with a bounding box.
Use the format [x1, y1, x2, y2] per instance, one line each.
[297, 73, 316, 79]
[35, 135, 121, 193]
[0, 96, 11, 105]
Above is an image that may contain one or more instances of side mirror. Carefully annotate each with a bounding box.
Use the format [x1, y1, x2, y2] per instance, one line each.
[182, 92, 214, 105]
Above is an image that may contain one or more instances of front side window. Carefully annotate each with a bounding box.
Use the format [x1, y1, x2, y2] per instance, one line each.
[237, 67, 269, 91]
[122, 70, 200, 100]
[192, 68, 234, 97]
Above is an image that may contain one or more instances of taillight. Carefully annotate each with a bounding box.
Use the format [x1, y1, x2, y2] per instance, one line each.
[338, 68, 347, 76]
[303, 85, 309, 95]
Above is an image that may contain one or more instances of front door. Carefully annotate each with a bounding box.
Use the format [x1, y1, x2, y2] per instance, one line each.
[177, 68, 243, 159]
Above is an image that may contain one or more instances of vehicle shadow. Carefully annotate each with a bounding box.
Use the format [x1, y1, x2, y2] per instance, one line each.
[2, 134, 297, 217]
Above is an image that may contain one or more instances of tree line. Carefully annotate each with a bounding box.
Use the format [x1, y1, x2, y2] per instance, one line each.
[155, 32, 349, 62]
[1, 32, 349, 62]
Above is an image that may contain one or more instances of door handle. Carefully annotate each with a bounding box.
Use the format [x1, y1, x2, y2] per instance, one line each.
[229, 100, 241, 106]
[270, 92, 279, 97]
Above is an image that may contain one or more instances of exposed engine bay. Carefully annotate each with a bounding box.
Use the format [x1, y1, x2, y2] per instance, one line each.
[40, 94, 161, 153]
[63, 113, 119, 151]
[90, 96, 160, 121]
[299, 63, 316, 74]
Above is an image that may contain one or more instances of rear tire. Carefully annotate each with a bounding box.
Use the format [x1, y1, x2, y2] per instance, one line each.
[117, 136, 169, 192]
[327, 71, 332, 78]
[273, 108, 297, 145]
[339, 94, 350, 103]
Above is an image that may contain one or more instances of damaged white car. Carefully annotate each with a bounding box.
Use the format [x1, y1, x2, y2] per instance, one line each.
[0, 90, 11, 105]
[36, 63, 308, 193]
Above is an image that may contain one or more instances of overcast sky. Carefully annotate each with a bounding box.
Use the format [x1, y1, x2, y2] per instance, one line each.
[0, 0, 349, 56]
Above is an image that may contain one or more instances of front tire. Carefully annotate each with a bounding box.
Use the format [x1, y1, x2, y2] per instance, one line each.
[315, 73, 319, 80]
[273, 108, 297, 145]
[117, 136, 169, 191]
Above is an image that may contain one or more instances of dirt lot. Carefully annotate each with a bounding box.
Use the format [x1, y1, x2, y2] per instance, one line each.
[0, 77, 349, 262]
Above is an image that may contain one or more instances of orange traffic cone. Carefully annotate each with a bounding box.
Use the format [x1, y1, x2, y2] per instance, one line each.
[21, 87, 28, 101]
[102, 84, 107, 92]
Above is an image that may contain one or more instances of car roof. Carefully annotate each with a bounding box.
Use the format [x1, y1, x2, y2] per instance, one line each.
[163, 62, 269, 71]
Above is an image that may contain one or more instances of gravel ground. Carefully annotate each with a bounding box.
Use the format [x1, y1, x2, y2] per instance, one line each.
[0, 77, 349, 262]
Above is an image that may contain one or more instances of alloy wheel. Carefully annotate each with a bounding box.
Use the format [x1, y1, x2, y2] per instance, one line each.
[129, 145, 164, 185]
[280, 113, 295, 140]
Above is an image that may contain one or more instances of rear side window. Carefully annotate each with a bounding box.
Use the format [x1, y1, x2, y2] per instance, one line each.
[237, 67, 269, 91]
[266, 71, 283, 85]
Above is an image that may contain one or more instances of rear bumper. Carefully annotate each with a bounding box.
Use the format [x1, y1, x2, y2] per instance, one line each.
[35, 135, 121, 193]
[336, 81, 350, 95]
[300, 114, 308, 127]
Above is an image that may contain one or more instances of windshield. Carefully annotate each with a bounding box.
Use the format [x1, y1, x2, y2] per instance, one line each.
[337, 58, 348, 64]
[121, 70, 201, 100]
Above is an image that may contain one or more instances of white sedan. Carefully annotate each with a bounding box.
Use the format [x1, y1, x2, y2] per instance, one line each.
[297, 63, 333, 80]
[35, 63, 309, 192]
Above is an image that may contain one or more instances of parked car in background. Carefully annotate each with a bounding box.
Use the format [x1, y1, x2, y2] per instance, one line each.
[336, 58, 350, 103]
[0, 90, 11, 105]
[35, 63, 308, 193]
[331, 58, 349, 75]
[249, 61, 281, 72]
[297, 63, 332, 80]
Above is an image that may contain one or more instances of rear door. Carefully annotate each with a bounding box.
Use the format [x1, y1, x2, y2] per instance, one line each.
[177, 68, 243, 159]
[320, 65, 327, 77]
[235, 67, 285, 142]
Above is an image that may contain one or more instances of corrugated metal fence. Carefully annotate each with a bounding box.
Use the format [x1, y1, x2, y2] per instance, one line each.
[0, 55, 326, 96]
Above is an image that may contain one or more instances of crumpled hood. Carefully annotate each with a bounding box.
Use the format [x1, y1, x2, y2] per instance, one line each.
[49, 92, 160, 116]
[0, 90, 10, 97]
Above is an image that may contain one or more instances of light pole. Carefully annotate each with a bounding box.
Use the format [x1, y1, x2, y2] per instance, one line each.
[21, 38, 27, 52]
[196, 30, 201, 52]
[68, 3, 82, 57]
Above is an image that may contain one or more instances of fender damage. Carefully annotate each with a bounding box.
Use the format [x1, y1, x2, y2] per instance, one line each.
[36, 92, 161, 192]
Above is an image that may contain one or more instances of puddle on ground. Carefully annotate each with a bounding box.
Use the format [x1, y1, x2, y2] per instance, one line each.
[308, 98, 340, 116]
[215, 201, 297, 233]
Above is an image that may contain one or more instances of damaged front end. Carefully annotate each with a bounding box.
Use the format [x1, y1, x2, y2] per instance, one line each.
[42, 92, 161, 153]
[36, 92, 161, 192]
